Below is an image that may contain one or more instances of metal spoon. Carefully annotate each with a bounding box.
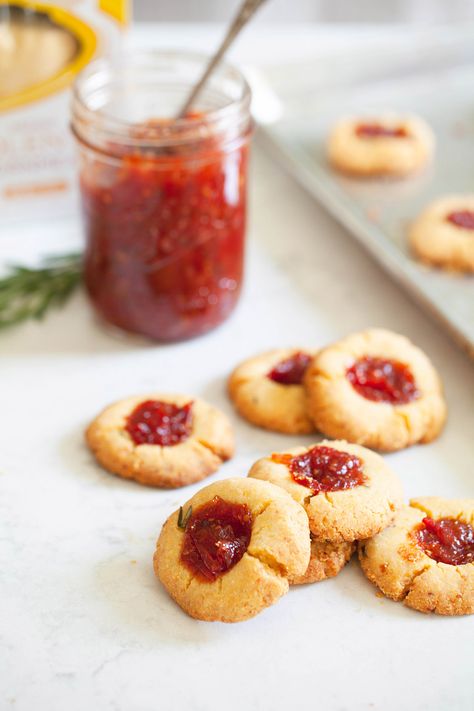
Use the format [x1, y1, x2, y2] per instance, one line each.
[176, 0, 268, 118]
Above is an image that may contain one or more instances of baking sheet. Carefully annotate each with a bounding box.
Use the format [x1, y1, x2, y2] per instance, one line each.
[260, 60, 474, 358]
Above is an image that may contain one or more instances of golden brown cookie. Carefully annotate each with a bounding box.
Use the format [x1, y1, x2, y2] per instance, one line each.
[289, 536, 355, 585]
[86, 393, 234, 488]
[154, 477, 311, 622]
[327, 114, 435, 177]
[409, 195, 474, 273]
[304, 329, 446, 451]
[228, 348, 317, 434]
[359, 497, 474, 616]
[248, 439, 403, 542]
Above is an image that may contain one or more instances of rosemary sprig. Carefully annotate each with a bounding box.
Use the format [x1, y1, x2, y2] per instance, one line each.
[0, 252, 82, 330]
[177, 505, 193, 530]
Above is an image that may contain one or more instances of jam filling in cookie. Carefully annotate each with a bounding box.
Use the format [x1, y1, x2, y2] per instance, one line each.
[355, 124, 408, 139]
[125, 400, 193, 446]
[267, 351, 312, 386]
[415, 517, 474, 566]
[346, 357, 420, 405]
[446, 210, 474, 231]
[273, 445, 366, 495]
[181, 496, 253, 581]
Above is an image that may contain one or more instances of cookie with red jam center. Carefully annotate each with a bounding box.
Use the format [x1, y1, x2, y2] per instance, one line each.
[154, 478, 311, 622]
[409, 195, 474, 273]
[304, 328, 446, 451]
[249, 440, 403, 542]
[86, 393, 234, 488]
[228, 348, 317, 434]
[327, 114, 434, 176]
[359, 497, 474, 616]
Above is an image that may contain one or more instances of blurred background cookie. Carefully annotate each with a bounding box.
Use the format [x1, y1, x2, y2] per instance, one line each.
[228, 348, 318, 434]
[86, 393, 234, 487]
[327, 114, 435, 177]
[410, 195, 474, 273]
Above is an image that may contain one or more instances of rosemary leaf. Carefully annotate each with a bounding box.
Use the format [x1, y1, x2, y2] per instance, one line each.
[177, 505, 193, 530]
[0, 252, 82, 330]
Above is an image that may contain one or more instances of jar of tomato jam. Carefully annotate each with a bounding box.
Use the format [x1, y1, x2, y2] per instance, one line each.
[71, 51, 252, 341]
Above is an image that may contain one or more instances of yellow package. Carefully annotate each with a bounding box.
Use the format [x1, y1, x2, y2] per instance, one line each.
[0, 0, 129, 224]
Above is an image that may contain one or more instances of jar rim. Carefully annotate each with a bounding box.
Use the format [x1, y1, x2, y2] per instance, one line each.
[71, 49, 252, 151]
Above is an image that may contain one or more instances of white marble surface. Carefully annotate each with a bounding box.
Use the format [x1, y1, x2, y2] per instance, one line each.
[1, 24, 474, 711]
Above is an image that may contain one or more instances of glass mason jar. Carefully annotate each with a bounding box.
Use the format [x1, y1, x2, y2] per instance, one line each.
[71, 51, 253, 341]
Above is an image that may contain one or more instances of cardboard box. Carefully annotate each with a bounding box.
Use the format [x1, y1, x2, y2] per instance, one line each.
[0, 0, 129, 224]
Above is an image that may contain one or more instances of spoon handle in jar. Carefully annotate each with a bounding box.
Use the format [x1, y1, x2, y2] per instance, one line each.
[176, 0, 268, 118]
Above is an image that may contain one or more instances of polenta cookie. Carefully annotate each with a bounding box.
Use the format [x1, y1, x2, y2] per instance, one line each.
[154, 478, 311, 622]
[248, 440, 403, 542]
[410, 195, 474, 273]
[86, 393, 234, 488]
[359, 497, 474, 616]
[289, 537, 355, 585]
[304, 329, 446, 451]
[228, 348, 317, 434]
[328, 114, 434, 177]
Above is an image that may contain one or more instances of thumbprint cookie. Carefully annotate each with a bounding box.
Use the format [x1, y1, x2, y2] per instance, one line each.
[328, 114, 435, 177]
[359, 497, 474, 616]
[86, 393, 234, 488]
[410, 195, 474, 273]
[248, 440, 403, 543]
[154, 478, 311, 622]
[304, 329, 446, 451]
[228, 348, 317, 434]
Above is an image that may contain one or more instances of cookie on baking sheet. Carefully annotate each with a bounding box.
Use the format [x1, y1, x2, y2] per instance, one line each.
[289, 536, 355, 586]
[154, 477, 311, 622]
[228, 348, 317, 434]
[304, 329, 446, 452]
[359, 497, 474, 616]
[409, 195, 474, 273]
[327, 114, 435, 177]
[86, 393, 234, 488]
[248, 439, 403, 542]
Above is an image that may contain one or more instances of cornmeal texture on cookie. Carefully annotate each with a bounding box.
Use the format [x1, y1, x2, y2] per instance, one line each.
[228, 348, 317, 434]
[359, 497, 474, 616]
[154, 478, 311, 622]
[86, 393, 234, 488]
[249, 440, 403, 543]
[289, 537, 355, 586]
[304, 328, 446, 451]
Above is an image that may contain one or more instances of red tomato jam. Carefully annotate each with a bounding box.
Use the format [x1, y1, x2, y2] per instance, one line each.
[446, 210, 474, 230]
[80, 118, 249, 341]
[180, 495, 253, 581]
[355, 123, 408, 139]
[125, 399, 193, 446]
[267, 351, 312, 385]
[272, 445, 365, 495]
[415, 517, 474, 566]
[346, 356, 419, 404]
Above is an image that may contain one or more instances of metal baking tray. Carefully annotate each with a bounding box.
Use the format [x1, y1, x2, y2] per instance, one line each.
[258, 53, 474, 358]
